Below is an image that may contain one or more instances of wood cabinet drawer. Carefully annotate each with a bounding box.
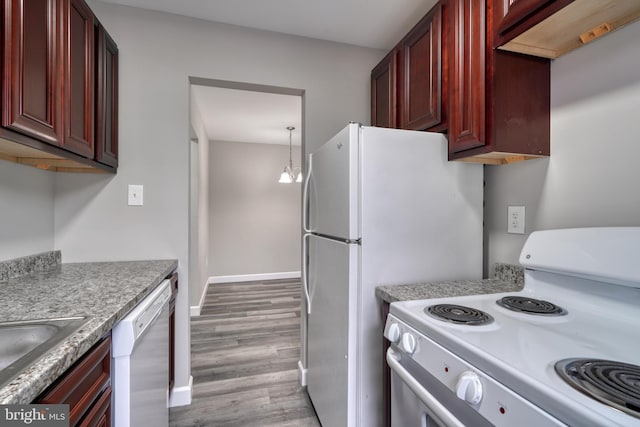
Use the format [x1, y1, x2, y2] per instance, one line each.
[78, 387, 112, 427]
[37, 336, 111, 427]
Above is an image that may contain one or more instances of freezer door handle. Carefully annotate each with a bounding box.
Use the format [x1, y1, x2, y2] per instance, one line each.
[302, 154, 313, 233]
[302, 232, 312, 314]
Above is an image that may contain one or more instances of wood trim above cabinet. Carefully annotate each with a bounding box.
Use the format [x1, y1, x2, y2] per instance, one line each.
[399, 3, 443, 131]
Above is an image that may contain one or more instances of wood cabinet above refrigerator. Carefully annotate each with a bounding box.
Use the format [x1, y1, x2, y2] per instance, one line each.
[371, 3, 445, 133]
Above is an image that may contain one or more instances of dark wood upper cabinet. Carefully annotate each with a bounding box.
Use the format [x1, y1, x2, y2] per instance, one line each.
[371, 49, 398, 129]
[2, 0, 65, 146]
[447, 0, 550, 164]
[399, 3, 444, 131]
[63, 0, 95, 158]
[448, 0, 485, 154]
[95, 22, 118, 168]
[371, 2, 445, 133]
[0, 0, 118, 172]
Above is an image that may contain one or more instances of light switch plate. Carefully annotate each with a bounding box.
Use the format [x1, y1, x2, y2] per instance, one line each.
[128, 185, 144, 206]
[507, 206, 525, 234]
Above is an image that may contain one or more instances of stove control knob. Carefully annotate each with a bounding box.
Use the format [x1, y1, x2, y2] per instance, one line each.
[456, 371, 483, 405]
[400, 332, 417, 354]
[387, 323, 401, 343]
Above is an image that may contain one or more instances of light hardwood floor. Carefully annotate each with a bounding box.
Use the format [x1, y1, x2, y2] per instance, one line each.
[169, 278, 321, 427]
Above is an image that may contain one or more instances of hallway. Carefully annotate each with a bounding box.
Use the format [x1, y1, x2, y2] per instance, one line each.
[169, 278, 320, 426]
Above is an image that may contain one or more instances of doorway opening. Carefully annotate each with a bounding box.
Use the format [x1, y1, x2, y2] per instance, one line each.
[188, 77, 304, 316]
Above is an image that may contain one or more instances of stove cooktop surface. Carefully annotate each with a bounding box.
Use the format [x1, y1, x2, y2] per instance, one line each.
[389, 270, 640, 426]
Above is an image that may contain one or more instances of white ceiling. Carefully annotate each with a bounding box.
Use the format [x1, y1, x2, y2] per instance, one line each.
[98, 0, 438, 50]
[107, 0, 438, 145]
[191, 86, 302, 146]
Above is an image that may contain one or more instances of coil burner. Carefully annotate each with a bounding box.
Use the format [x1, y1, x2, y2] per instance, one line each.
[555, 358, 640, 418]
[497, 296, 566, 316]
[424, 304, 494, 326]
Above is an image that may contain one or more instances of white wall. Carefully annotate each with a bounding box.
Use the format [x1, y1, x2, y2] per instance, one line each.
[58, 0, 383, 401]
[485, 20, 640, 273]
[209, 141, 301, 277]
[189, 93, 210, 308]
[0, 162, 55, 261]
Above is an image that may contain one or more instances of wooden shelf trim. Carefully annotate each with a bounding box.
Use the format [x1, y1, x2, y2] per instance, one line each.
[0, 136, 110, 173]
[499, 0, 640, 59]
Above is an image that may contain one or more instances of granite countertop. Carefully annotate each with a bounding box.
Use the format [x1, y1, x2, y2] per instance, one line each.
[376, 263, 525, 303]
[0, 253, 178, 404]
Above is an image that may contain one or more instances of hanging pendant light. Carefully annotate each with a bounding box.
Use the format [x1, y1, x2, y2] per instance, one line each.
[278, 126, 301, 184]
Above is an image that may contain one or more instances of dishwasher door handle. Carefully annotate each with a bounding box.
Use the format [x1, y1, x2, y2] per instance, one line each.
[387, 347, 466, 427]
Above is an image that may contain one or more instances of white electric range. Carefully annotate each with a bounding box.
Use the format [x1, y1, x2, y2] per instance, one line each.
[385, 227, 640, 427]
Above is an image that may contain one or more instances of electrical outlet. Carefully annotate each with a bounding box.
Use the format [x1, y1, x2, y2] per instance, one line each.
[128, 185, 144, 206]
[507, 206, 525, 234]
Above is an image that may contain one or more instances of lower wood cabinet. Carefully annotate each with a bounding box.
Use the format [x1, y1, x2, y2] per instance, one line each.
[168, 271, 178, 392]
[36, 335, 111, 427]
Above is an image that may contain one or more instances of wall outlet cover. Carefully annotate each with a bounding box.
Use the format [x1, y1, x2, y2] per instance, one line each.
[507, 205, 525, 234]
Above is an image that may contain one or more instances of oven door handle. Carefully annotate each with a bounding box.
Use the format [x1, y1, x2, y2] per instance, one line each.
[387, 348, 466, 427]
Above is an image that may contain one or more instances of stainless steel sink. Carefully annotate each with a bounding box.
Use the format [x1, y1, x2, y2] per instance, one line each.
[0, 317, 88, 387]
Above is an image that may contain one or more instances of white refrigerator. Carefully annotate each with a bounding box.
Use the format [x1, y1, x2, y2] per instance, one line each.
[299, 123, 483, 427]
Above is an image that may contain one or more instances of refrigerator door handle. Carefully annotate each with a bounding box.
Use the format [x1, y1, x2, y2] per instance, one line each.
[302, 232, 312, 314]
[302, 155, 313, 233]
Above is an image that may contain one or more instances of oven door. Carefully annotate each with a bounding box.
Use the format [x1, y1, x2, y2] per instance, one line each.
[387, 348, 492, 427]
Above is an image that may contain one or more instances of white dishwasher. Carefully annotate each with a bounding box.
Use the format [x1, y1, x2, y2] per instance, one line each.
[112, 279, 171, 427]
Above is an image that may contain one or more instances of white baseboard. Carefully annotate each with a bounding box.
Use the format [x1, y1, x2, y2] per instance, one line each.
[169, 375, 193, 407]
[190, 272, 301, 317]
[190, 280, 210, 317]
[298, 360, 308, 387]
[208, 271, 301, 284]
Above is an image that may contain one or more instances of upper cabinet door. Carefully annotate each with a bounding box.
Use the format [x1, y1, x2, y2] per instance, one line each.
[2, 0, 64, 146]
[370, 49, 398, 128]
[95, 23, 118, 168]
[399, 3, 443, 131]
[63, 0, 95, 158]
[448, 0, 486, 154]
